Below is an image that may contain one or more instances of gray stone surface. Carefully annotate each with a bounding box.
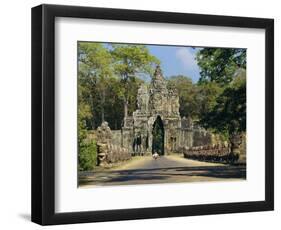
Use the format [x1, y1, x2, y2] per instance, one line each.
[121, 66, 216, 155]
[96, 122, 131, 166]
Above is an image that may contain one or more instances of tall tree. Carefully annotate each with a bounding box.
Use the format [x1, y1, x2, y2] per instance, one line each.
[167, 75, 198, 118]
[78, 42, 113, 127]
[200, 69, 246, 154]
[111, 44, 160, 117]
[196, 47, 246, 156]
[103, 76, 125, 130]
[196, 48, 246, 85]
[196, 81, 223, 117]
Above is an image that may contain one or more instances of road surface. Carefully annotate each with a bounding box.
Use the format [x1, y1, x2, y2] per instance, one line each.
[79, 155, 246, 187]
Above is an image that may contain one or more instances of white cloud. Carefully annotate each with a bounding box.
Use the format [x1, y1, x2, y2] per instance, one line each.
[175, 48, 198, 71]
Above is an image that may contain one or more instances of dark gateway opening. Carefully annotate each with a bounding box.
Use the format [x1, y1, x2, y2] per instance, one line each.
[152, 116, 165, 155]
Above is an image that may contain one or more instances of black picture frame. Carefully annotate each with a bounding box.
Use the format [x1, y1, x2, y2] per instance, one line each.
[31, 4, 274, 225]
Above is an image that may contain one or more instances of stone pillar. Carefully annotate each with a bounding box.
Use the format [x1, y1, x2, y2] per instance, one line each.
[229, 133, 242, 163]
[96, 122, 112, 166]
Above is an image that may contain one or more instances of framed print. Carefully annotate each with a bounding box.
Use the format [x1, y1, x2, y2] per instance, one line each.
[31, 4, 274, 225]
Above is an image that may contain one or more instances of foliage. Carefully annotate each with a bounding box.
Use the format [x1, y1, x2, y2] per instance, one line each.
[78, 42, 114, 128]
[78, 138, 97, 171]
[199, 70, 246, 138]
[78, 119, 97, 171]
[77, 42, 247, 164]
[78, 97, 97, 171]
[111, 44, 160, 78]
[111, 44, 160, 117]
[196, 48, 246, 85]
[101, 77, 124, 129]
[195, 47, 247, 142]
[78, 42, 159, 129]
[78, 42, 113, 78]
[167, 75, 198, 118]
[167, 76, 223, 119]
[77, 42, 160, 169]
[196, 81, 223, 116]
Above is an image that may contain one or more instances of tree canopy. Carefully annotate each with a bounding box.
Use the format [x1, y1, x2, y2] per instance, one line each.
[111, 44, 160, 117]
[195, 47, 247, 139]
[167, 75, 199, 118]
[200, 73, 246, 138]
[78, 42, 160, 130]
[78, 43, 247, 153]
[196, 48, 246, 85]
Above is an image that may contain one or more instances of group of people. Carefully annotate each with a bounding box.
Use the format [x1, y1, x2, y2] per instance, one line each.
[132, 134, 161, 160]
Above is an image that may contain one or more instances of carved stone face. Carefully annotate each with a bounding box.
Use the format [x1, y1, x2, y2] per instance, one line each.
[136, 84, 149, 112]
[154, 93, 162, 105]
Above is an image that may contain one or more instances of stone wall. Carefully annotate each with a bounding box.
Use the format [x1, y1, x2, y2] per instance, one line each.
[192, 129, 213, 147]
[106, 144, 131, 164]
[111, 130, 122, 146]
[182, 134, 246, 164]
[240, 133, 246, 163]
[88, 130, 123, 148]
[237, 133, 246, 164]
[89, 123, 233, 157]
[174, 126, 224, 154]
[182, 144, 233, 163]
[120, 127, 134, 153]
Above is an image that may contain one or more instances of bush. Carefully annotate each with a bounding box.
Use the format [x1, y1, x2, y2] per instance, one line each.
[79, 139, 97, 171]
[78, 119, 97, 171]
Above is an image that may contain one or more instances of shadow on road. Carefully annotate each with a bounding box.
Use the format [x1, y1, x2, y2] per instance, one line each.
[79, 165, 246, 185]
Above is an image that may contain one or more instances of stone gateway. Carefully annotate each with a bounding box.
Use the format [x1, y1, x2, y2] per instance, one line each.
[121, 66, 214, 155]
[92, 66, 247, 166]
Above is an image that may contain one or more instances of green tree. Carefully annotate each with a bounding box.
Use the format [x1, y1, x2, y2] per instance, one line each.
[78, 102, 97, 171]
[103, 76, 125, 129]
[196, 47, 247, 157]
[111, 44, 160, 117]
[127, 77, 145, 115]
[78, 42, 113, 127]
[78, 126, 97, 171]
[200, 70, 246, 153]
[196, 81, 223, 116]
[167, 75, 223, 120]
[167, 75, 199, 118]
[196, 48, 246, 85]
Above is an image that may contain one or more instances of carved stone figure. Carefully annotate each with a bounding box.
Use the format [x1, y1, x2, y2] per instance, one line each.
[96, 122, 112, 166]
[136, 84, 149, 113]
[96, 121, 112, 143]
[120, 66, 223, 156]
[96, 122, 131, 166]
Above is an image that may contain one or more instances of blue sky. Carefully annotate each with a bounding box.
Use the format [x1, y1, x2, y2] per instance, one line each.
[102, 42, 201, 82]
[147, 45, 201, 82]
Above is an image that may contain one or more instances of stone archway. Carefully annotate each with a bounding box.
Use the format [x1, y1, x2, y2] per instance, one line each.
[152, 116, 165, 155]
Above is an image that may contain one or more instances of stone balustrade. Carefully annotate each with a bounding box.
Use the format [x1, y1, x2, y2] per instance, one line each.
[182, 143, 239, 163]
[106, 144, 131, 163]
[96, 121, 131, 166]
